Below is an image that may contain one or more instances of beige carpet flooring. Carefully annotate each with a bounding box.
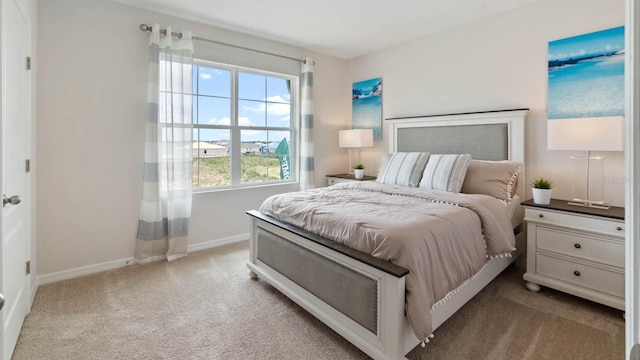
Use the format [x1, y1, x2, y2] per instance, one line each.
[12, 242, 624, 360]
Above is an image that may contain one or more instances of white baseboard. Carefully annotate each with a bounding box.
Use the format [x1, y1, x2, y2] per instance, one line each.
[188, 233, 248, 253]
[38, 256, 135, 285]
[37, 233, 249, 286]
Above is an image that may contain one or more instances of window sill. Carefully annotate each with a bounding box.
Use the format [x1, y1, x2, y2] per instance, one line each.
[192, 181, 298, 195]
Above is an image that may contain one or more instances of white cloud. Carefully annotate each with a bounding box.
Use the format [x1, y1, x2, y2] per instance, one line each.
[571, 49, 586, 57]
[240, 95, 291, 118]
[549, 49, 587, 61]
[238, 117, 253, 126]
[199, 68, 228, 80]
[241, 104, 261, 114]
[207, 116, 255, 126]
[266, 95, 290, 103]
[267, 103, 291, 116]
[208, 117, 230, 125]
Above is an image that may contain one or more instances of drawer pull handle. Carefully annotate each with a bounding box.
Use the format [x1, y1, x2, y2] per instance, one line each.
[538, 214, 544, 218]
[574, 243, 581, 249]
[574, 270, 581, 277]
[616, 226, 623, 231]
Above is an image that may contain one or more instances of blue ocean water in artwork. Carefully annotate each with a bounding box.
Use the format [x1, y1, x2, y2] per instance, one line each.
[548, 55, 624, 119]
[353, 95, 382, 140]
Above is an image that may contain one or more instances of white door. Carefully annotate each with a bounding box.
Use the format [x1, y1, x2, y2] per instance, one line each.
[1, 0, 30, 359]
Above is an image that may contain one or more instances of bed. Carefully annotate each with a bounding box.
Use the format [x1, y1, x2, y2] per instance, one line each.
[246, 109, 528, 360]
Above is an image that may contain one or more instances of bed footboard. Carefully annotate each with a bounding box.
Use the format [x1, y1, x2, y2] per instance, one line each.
[247, 210, 411, 360]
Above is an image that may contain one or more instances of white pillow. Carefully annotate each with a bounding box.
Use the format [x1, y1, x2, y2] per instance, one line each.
[419, 154, 472, 192]
[377, 152, 430, 187]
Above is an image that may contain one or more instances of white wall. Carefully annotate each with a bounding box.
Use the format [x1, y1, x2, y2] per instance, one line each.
[37, 0, 350, 276]
[348, 0, 626, 206]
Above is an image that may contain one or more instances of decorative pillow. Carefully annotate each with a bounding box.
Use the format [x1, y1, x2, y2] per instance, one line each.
[461, 160, 521, 202]
[419, 154, 472, 192]
[376, 154, 391, 179]
[376, 152, 430, 187]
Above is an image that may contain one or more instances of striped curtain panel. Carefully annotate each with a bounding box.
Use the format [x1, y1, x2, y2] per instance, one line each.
[135, 24, 194, 263]
[300, 57, 315, 190]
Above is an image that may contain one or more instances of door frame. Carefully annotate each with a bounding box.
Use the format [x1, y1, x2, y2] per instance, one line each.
[626, 0, 639, 357]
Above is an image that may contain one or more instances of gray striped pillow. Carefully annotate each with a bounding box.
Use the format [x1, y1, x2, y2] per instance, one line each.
[377, 152, 430, 187]
[419, 154, 472, 192]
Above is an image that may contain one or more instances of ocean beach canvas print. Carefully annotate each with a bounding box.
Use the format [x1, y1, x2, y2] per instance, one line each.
[548, 26, 624, 119]
[352, 78, 382, 140]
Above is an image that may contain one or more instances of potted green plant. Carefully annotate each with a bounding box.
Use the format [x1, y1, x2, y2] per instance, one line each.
[531, 177, 553, 205]
[354, 163, 365, 180]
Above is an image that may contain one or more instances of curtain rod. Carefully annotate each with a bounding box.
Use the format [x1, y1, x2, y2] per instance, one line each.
[139, 24, 306, 64]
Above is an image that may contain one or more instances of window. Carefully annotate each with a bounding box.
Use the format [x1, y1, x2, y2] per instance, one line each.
[191, 61, 297, 190]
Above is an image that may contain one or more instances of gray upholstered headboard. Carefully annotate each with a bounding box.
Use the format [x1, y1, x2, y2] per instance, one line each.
[397, 123, 508, 161]
[386, 109, 528, 199]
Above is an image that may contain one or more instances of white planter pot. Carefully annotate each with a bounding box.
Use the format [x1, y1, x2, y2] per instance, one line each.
[532, 188, 552, 205]
[354, 169, 364, 179]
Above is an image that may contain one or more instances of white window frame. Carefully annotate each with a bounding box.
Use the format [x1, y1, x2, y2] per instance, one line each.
[192, 59, 299, 192]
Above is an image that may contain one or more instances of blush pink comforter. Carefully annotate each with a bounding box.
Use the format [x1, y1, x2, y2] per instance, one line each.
[259, 182, 516, 341]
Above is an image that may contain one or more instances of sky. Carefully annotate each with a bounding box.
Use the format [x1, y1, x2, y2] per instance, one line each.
[353, 77, 380, 94]
[548, 26, 624, 61]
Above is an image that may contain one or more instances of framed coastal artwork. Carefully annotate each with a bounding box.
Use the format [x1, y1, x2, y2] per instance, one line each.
[547, 26, 625, 119]
[352, 77, 382, 140]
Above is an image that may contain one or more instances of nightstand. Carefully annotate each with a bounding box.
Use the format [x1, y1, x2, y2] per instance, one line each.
[326, 173, 377, 186]
[522, 199, 625, 310]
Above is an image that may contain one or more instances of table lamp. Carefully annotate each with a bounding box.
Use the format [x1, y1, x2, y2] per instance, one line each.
[547, 116, 624, 209]
[338, 129, 373, 173]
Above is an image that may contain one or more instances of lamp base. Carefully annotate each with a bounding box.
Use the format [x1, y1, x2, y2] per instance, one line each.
[567, 199, 610, 210]
[568, 150, 610, 210]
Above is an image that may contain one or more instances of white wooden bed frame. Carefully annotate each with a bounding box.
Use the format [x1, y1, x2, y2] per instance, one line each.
[247, 109, 528, 360]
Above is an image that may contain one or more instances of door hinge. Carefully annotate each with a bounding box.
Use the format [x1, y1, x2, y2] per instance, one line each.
[25, 159, 30, 173]
[26, 57, 31, 70]
[26, 261, 31, 275]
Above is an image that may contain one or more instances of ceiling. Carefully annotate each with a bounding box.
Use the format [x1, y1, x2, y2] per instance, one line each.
[114, 0, 541, 59]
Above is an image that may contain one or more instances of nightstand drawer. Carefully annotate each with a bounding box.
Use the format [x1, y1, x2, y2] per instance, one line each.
[537, 226, 624, 267]
[537, 253, 624, 298]
[327, 177, 344, 185]
[525, 208, 624, 238]
[326, 174, 377, 186]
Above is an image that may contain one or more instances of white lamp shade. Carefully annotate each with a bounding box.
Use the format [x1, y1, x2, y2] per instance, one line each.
[547, 116, 624, 151]
[339, 129, 374, 148]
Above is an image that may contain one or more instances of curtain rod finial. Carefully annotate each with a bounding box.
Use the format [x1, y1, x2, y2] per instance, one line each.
[140, 24, 150, 32]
